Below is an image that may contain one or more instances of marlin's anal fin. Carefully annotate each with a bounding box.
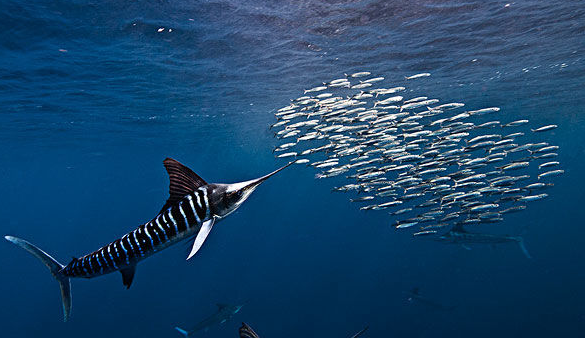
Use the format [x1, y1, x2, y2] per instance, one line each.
[160, 158, 208, 213]
[187, 218, 215, 260]
[120, 266, 136, 289]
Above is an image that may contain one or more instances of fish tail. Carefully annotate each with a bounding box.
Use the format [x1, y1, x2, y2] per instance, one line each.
[4, 235, 72, 321]
[516, 237, 532, 259]
[174, 327, 190, 338]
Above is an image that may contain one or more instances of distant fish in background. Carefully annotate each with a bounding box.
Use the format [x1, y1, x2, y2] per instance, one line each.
[269, 70, 563, 237]
[435, 225, 532, 258]
[175, 303, 243, 337]
[5, 158, 291, 321]
[405, 72, 431, 80]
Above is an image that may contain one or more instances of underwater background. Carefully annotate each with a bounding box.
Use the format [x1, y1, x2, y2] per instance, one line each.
[1, 0, 584, 337]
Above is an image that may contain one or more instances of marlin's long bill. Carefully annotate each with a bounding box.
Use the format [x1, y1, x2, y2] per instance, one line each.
[4, 158, 292, 322]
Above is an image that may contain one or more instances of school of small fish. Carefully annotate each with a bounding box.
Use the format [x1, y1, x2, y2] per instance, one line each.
[270, 72, 562, 236]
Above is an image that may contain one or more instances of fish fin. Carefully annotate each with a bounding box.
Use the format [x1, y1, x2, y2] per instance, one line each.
[221, 319, 227, 324]
[160, 158, 207, 213]
[187, 218, 216, 260]
[174, 327, 190, 338]
[461, 244, 472, 250]
[4, 236, 72, 322]
[240, 322, 260, 338]
[516, 237, 532, 259]
[350, 325, 369, 338]
[120, 266, 136, 289]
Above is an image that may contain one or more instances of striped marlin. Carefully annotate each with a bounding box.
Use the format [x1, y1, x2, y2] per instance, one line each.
[4, 158, 292, 322]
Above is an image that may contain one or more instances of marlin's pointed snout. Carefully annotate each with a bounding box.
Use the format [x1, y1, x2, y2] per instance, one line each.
[217, 162, 294, 218]
[244, 161, 294, 190]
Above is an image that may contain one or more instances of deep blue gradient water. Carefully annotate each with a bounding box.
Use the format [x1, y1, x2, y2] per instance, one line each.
[1, 1, 584, 337]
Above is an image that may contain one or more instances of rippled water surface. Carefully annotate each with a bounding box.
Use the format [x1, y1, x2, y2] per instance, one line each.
[1, 1, 584, 337]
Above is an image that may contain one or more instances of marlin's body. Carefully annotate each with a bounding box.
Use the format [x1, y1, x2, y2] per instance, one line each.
[436, 226, 531, 258]
[62, 186, 217, 281]
[175, 303, 243, 337]
[5, 158, 291, 321]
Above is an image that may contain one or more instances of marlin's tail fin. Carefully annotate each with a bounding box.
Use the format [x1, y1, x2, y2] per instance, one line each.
[516, 236, 532, 259]
[4, 235, 72, 321]
[175, 327, 190, 338]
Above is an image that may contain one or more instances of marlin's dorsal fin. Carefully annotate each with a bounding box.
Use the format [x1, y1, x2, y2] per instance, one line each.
[120, 266, 136, 289]
[160, 158, 207, 213]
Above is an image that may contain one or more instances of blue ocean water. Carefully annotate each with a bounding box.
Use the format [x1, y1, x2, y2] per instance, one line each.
[1, 0, 584, 337]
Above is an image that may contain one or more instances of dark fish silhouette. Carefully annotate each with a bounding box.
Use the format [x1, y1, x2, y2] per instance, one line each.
[435, 224, 531, 258]
[175, 303, 243, 337]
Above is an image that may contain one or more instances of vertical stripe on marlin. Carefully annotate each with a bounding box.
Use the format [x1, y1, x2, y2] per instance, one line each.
[110, 240, 123, 267]
[188, 195, 201, 223]
[151, 222, 165, 246]
[107, 244, 119, 270]
[81, 257, 90, 276]
[121, 235, 136, 262]
[69, 261, 78, 276]
[87, 254, 96, 275]
[135, 226, 153, 253]
[170, 207, 187, 232]
[166, 209, 179, 233]
[194, 189, 206, 221]
[179, 201, 195, 228]
[155, 215, 169, 241]
[100, 248, 113, 270]
[91, 253, 102, 273]
[150, 222, 163, 245]
[74, 260, 83, 276]
[131, 230, 144, 257]
[202, 187, 210, 219]
[144, 222, 160, 247]
[98, 249, 111, 272]
[161, 213, 177, 238]
[114, 239, 129, 266]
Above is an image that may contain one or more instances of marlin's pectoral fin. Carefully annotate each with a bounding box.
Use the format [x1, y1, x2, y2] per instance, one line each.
[120, 266, 136, 289]
[187, 218, 215, 260]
